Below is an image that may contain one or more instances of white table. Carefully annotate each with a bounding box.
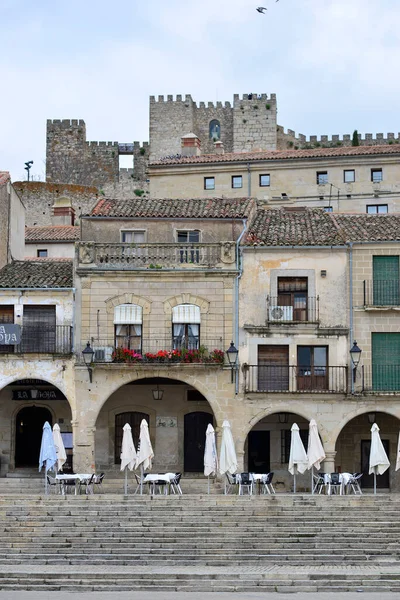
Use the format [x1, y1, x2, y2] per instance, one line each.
[143, 473, 176, 495]
[56, 473, 93, 495]
[322, 473, 353, 495]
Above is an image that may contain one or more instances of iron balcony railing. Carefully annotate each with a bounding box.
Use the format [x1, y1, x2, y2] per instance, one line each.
[244, 364, 348, 393]
[362, 365, 400, 392]
[363, 280, 400, 307]
[266, 297, 319, 323]
[77, 242, 236, 270]
[79, 336, 225, 364]
[0, 325, 73, 355]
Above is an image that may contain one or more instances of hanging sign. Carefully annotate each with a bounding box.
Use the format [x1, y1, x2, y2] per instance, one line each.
[0, 324, 20, 345]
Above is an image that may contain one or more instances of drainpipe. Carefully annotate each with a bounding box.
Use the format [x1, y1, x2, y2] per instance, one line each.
[348, 242, 354, 393]
[234, 219, 248, 394]
[247, 162, 251, 197]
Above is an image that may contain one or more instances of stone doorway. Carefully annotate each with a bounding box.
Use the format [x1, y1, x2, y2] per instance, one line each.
[15, 406, 52, 467]
[184, 412, 213, 472]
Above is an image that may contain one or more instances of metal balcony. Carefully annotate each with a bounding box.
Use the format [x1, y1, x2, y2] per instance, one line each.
[266, 297, 319, 323]
[0, 325, 73, 355]
[244, 364, 348, 393]
[363, 280, 400, 307]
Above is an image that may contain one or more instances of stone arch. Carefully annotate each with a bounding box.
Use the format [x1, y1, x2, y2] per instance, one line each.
[105, 293, 151, 315]
[331, 406, 400, 453]
[0, 375, 71, 409]
[163, 294, 209, 315]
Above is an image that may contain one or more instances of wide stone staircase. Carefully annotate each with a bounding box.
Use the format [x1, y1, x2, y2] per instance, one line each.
[0, 494, 400, 592]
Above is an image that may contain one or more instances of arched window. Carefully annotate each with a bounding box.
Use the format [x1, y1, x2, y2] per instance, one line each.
[114, 304, 142, 352]
[172, 304, 200, 350]
[209, 120, 221, 141]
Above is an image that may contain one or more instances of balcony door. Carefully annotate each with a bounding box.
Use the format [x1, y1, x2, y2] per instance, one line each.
[278, 277, 308, 321]
[373, 256, 399, 305]
[372, 333, 400, 391]
[297, 346, 328, 391]
[20, 306, 56, 353]
[257, 346, 289, 391]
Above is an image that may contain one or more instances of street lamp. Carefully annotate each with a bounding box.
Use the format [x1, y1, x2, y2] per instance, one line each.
[24, 161, 33, 181]
[350, 341, 362, 383]
[226, 341, 239, 383]
[152, 383, 164, 401]
[82, 341, 94, 383]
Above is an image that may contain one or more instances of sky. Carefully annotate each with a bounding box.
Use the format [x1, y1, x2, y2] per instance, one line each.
[1, 0, 400, 182]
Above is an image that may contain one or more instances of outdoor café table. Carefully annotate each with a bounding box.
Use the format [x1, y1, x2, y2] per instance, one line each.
[323, 473, 352, 495]
[56, 473, 93, 495]
[250, 473, 268, 494]
[143, 473, 176, 495]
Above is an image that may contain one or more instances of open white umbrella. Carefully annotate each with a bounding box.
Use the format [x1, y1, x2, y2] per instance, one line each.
[204, 424, 218, 494]
[396, 431, 400, 472]
[307, 419, 326, 494]
[120, 423, 137, 495]
[219, 420, 237, 494]
[135, 419, 154, 494]
[52, 423, 67, 472]
[39, 421, 58, 494]
[369, 422, 390, 495]
[289, 423, 308, 493]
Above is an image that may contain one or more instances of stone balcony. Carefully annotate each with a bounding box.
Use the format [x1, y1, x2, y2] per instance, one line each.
[77, 242, 237, 271]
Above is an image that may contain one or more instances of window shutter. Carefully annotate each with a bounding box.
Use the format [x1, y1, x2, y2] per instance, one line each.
[114, 304, 142, 324]
[172, 304, 201, 324]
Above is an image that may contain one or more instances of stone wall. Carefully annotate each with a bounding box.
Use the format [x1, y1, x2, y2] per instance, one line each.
[233, 93, 277, 153]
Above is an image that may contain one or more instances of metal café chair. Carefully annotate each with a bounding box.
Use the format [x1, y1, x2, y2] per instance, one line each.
[225, 473, 239, 494]
[312, 472, 326, 494]
[262, 472, 275, 494]
[238, 472, 253, 495]
[170, 473, 183, 495]
[92, 472, 105, 493]
[329, 472, 342, 495]
[347, 472, 363, 495]
[46, 474, 61, 495]
[80, 473, 95, 495]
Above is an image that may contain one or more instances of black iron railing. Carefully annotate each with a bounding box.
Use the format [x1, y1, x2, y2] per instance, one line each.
[363, 280, 400, 306]
[244, 364, 348, 393]
[266, 297, 319, 323]
[80, 337, 225, 364]
[362, 365, 400, 392]
[0, 325, 73, 355]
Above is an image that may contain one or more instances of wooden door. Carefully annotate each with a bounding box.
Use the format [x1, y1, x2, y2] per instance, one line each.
[258, 345, 289, 391]
[248, 431, 270, 473]
[115, 412, 149, 464]
[15, 406, 52, 467]
[184, 412, 213, 472]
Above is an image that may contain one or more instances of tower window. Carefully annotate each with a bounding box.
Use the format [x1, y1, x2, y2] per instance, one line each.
[209, 120, 221, 141]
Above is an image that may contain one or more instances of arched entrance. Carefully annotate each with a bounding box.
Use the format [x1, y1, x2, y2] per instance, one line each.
[15, 406, 52, 467]
[184, 412, 213, 472]
[335, 411, 399, 491]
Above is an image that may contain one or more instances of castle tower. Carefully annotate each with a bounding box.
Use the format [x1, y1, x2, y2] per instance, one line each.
[233, 93, 278, 152]
[46, 120, 87, 184]
[149, 95, 196, 161]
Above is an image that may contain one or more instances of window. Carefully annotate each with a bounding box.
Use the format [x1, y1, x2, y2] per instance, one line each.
[37, 249, 48, 257]
[372, 333, 400, 391]
[259, 174, 270, 187]
[209, 120, 221, 141]
[277, 277, 308, 321]
[367, 204, 388, 214]
[282, 429, 308, 464]
[177, 230, 200, 263]
[20, 305, 56, 353]
[0, 305, 15, 354]
[297, 346, 328, 391]
[324, 206, 333, 213]
[371, 168, 383, 183]
[114, 304, 142, 353]
[204, 177, 215, 190]
[172, 304, 200, 350]
[316, 171, 328, 185]
[344, 170, 355, 183]
[257, 345, 289, 391]
[232, 176, 243, 189]
[373, 256, 399, 306]
[121, 230, 145, 243]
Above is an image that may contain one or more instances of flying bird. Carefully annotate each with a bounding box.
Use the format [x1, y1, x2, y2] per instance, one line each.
[256, 6, 267, 13]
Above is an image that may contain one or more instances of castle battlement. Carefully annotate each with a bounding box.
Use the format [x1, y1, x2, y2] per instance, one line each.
[133, 141, 150, 149]
[47, 119, 86, 128]
[86, 141, 118, 148]
[150, 94, 194, 103]
[233, 93, 276, 102]
[278, 126, 400, 147]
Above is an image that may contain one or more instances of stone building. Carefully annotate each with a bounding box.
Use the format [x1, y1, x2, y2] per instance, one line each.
[0, 172, 25, 269]
[149, 143, 400, 214]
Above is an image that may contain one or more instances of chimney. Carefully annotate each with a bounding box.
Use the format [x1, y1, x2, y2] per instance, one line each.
[214, 140, 224, 155]
[52, 196, 75, 226]
[181, 133, 201, 157]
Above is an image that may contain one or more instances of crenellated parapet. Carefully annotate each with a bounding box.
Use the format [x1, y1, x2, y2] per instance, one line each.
[278, 126, 400, 150]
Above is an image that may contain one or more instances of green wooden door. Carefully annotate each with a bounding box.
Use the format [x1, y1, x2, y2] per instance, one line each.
[373, 256, 399, 305]
[372, 333, 400, 391]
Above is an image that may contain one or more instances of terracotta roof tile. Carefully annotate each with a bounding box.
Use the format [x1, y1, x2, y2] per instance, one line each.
[88, 197, 255, 219]
[150, 144, 400, 166]
[25, 226, 80, 242]
[331, 213, 400, 242]
[0, 260, 73, 288]
[244, 208, 345, 246]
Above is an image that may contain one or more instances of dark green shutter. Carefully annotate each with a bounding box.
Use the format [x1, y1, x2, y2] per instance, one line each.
[373, 256, 399, 305]
[372, 333, 400, 391]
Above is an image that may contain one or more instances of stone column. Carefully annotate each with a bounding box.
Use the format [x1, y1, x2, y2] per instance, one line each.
[72, 420, 96, 473]
[323, 450, 337, 474]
